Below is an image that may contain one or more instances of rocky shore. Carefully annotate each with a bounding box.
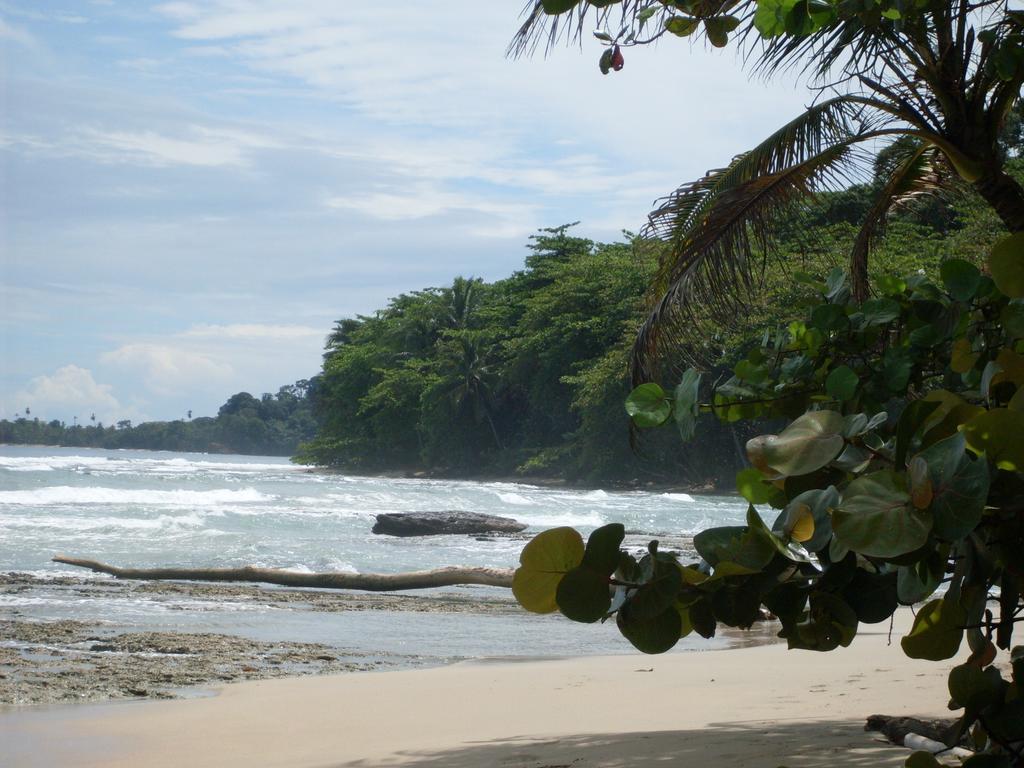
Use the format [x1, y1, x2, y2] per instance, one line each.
[0, 572, 521, 707]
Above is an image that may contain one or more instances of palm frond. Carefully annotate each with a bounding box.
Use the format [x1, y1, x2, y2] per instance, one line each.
[631, 140, 865, 385]
[849, 141, 946, 301]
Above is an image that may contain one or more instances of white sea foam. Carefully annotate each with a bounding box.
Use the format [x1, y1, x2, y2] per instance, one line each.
[496, 492, 534, 506]
[661, 492, 695, 503]
[0, 486, 269, 506]
[0, 511, 209, 533]
[583, 489, 609, 500]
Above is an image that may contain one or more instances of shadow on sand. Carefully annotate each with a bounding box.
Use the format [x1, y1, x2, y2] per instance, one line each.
[332, 720, 904, 768]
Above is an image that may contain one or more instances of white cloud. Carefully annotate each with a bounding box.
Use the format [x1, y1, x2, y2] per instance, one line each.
[80, 126, 278, 168]
[11, 365, 124, 424]
[102, 343, 234, 396]
[182, 323, 323, 340]
[0, 17, 34, 45]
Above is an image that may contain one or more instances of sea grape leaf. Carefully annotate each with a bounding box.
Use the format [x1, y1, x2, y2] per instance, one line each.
[940, 259, 982, 302]
[915, 434, 989, 541]
[895, 399, 941, 466]
[625, 383, 671, 428]
[902, 597, 966, 661]
[673, 368, 702, 442]
[861, 298, 901, 326]
[617, 602, 683, 654]
[897, 560, 942, 605]
[962, 408, 1024, 471]
[832, 472, 932, 559]
[555, 566, 611, 623]
[842, 569, 898, 624]
[735, 467, 778, 505]
[746, 410, 845, 477]
[582, 523, 625, 576]
[773, 486, 838, 553]
[826, 365, 858, 402]
[512, 527, 584, 613]
[541, 0, 579, 14]
[948, 663, 1005, 712]
[989, 232, 1024, 298]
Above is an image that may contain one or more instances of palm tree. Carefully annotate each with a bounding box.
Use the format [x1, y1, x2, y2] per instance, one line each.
[511, 1, 1024, 381]
[437, 330, 504, 449]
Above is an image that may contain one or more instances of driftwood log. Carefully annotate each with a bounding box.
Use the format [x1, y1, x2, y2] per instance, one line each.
[52, 555, 514, 591]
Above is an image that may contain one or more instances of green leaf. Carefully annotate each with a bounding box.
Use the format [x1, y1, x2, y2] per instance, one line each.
[555, 566, 610, 623]
[901, 597, 966, 661]
[989, 232, 1024, 298]
[735, 467, 777, 505]
[582, 523, 625, 576]
[673, 368, 702, 442]
[773, 486, 838, 553]
[832, 472, 932, 559]
[512, 527, 584, 613]
[842, 569, 898, 625]
[882, 347, 914, 392]
[861, 298, 901, 326]
[826, 365, 858, 402]
[746, 410, 845, 477]
[625, 383, 671, 428]
[1002, 299, 1024, 339]
[664, 15, 699, 36]
[541, 0, 579, 14]
[948, 663, 1005, 712]
[811, 303, 848, 332]
[915, 434, 989, 541]
[694, 524, 774, 571]
[897, 560, 942, 605]
[877, 275, 907, 296]
[960, 755, 1012, 768]
[961, 408, 1024, 471]
[940, 259, 982, 302]
[703, 15, 739, 47]
[617, 603, 683, 654]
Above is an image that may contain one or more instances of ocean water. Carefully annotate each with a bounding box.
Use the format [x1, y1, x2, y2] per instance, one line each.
[0, 445, 754, 660]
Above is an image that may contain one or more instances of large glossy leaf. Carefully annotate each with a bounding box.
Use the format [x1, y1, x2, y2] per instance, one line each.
[540, 0, 579, 14]
[673, 368, 702, 442]
[512, 527, 584, 613]
[746, 410, 845, 477]
[625, 383, 671, 428]
[915, 434, 989, 541]
[842, 569, 897, 624]
[735, 467, 778, 504]
[555, 566, 611, 623]
[825, 365, 858, 401]
[901, 597, 966, 661]
[897, 559, 942, 605]
[832, 472, 932, 558]
[940, 259, 982, 302]
[785, 592, 858, 651]
[948, 663, 1005, 712]
[694, 519, 775, 571]
[772, 486, 838, 553]
[582, 523, 625, 576]
[617, 603, 682, 654]
[962, 409, 1024, 471]
[989, 232, 1024, 298]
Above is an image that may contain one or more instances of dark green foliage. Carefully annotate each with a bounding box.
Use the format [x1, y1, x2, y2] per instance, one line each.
[0, 381, 316, 456]
[518, 240, 1024, 763]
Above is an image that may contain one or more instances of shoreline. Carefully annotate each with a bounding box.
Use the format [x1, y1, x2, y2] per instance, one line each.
[1, 572, 778, 709]
[1, 609, 955, 768]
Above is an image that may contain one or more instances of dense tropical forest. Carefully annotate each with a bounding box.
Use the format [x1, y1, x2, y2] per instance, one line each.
[296, 152, 1019, 486]
[0, 381, 316, 456]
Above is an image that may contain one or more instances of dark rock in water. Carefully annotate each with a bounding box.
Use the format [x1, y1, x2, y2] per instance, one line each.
[372, 511, 528, 537]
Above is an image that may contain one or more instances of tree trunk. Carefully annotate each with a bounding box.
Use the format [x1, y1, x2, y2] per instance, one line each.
[973, 165, 1024, 232]
[52, 555, 514, 591]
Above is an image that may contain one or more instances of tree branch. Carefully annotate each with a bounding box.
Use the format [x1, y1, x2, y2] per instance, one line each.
[52, 555, 514, 591]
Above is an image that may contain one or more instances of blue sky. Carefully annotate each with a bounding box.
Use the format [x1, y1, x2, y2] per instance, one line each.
[1, 1, 810, 425]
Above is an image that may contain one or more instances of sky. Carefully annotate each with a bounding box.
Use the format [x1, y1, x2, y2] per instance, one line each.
[0, 1, 811, 425]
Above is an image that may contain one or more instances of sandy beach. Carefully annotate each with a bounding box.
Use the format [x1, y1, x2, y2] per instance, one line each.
[2, 610, 956, 768]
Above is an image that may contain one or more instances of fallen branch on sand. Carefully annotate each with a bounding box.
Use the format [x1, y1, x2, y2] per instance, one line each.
[52, 555, 514, 591]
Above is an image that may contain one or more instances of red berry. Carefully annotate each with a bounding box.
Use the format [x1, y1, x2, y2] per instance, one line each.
[612, 45, 624, 71]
